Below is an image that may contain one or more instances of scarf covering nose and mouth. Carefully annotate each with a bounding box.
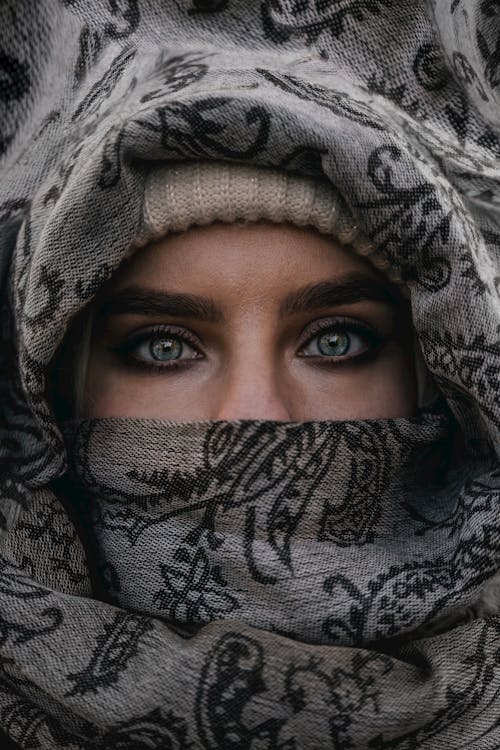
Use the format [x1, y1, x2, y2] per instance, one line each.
[63, 413, 459, 645]
[2, 0, 500, 748]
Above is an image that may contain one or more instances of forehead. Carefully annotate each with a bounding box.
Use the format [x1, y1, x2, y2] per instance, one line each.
[112, 222, 380, 296]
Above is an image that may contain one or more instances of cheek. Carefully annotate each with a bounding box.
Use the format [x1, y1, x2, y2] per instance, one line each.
[289, 346, 417, 421]
[84, 357, 213, 419]
[356, 353, 417, 418]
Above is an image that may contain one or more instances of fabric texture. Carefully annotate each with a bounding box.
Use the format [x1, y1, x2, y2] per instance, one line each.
[140, 159, 392, 271]
[62, 413, 459, 642]
[1, 1, 500, 748]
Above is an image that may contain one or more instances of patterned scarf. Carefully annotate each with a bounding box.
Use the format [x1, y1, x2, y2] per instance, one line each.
[1, 1, 500, 747]
[62, 414, 458, 642]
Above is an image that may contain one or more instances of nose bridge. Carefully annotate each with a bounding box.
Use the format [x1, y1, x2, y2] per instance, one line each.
[213, 342, 290, 422]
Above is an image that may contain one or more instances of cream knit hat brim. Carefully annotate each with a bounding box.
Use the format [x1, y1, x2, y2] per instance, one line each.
[136, 161, 400, 283]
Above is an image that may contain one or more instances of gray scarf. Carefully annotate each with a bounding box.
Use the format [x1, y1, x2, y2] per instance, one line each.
[2, 1, 500, 747]
[63, 414, 458, 643]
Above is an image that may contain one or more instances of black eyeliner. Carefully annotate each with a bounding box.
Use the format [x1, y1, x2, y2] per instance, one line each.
[297, 315, 385, 361]
[108, 323, 204, 372]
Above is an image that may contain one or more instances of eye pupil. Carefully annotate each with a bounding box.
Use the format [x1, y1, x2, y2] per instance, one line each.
[317, 330, 350, 356]
[150, 336, 182, 361]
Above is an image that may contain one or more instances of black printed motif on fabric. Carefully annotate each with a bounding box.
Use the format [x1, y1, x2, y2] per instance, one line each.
[413, 42, 448, 92]
[0, 479, 28, 531]
[410, 43, 473, 146]
[134, 97, 271, 160]
[97, 94, 271, 189]
[359, 145, 452, 289]
[0, 695, 95, 750]
[88, 420, 372, 602]
[64, 1, 140, 86]
[195, 632, 285, 748]
[75, 262, 115, 302]
[102, 708, 191, 749]
[140, 52, 209, 103]
[0, 558, 50, 602]
[322, 559, 462, 644]
[452, 51, 490, 103]
[99, 122, 128, 189]
[80, 420, 390, 546]
[0, 559, 63, 645]
[19, 349, 65, 455]
[258, 69, 385, 131]
[74, 26, 104, 87]
[477, 30, 500, 89]
[22, 264, 66, 330]
[460, 249, 489, 296]
[0, 198, 28, 224]
[278, 145, 327, 176]
[2, 355, 66, 489]
[14, 494, 88, 586]
[386, 41, 471, 147]
[34, 110, 61, 142]
[195, 631, 394, 749]
[366, 71, 428, 120]
[154, 546, 240, 622]
[61, 0, 140, 40]
[317, 422, 389, 546]
[261, 0, 394, 54]
[368, 619, 500, 748]
[66, 611, 153, 696]
[188, 0, 229, 14]
[0, 382, 58, 487]
[73, 46, 137, 121]
[476, 0, 500, 89]
[482, 230, 500, 299]
[420, 329, 500, 429]
[404, 464, 499, 541]
[101, 0, 140, 39]
[281, 652, 393, 746]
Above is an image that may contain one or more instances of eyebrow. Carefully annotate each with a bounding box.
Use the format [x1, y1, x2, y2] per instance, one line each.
[279, 275, 399, 316]
[98, 287, 224, 323]
[98, 274, 399, 323]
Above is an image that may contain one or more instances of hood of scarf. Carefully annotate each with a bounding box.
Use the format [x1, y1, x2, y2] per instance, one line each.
[1, 1, 500, 748]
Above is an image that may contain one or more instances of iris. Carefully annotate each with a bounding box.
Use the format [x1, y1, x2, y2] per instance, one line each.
[150, 336, 182, 361]
[317, 330, 350, 356]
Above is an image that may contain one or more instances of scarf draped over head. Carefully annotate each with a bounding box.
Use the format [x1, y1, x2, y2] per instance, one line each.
[1, 1, 500, 748]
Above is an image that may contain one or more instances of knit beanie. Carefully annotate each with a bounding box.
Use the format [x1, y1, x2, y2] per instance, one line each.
[135, 161, 400, 283]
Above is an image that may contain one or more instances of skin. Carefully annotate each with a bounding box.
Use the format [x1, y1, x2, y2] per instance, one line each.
[82, 222, 417, 421]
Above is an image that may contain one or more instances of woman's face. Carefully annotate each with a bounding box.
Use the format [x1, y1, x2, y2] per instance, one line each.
[83, 222, 417, 420]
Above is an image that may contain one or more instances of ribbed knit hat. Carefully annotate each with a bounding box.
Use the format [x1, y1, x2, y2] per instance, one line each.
[135, 161, 401, 284]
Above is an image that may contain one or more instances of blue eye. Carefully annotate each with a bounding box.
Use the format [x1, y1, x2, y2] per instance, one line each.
[300, 322, 379, 361]
[148, 335, 183, 361]
[316, 330, 350, 356]
[118, 327, 202, 367]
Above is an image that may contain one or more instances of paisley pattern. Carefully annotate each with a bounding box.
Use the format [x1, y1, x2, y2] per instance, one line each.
[0, 0, 500, 748]
[62, 414, 464, 643]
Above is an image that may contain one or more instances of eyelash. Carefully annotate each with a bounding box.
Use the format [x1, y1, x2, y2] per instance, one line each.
[111, 318, 384, 374]
[297, 316, 383, 366]
[111, 324, 202, 375]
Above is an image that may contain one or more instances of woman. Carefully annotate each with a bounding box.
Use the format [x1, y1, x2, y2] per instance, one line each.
[1, 1, 500, 748]
[63, 161, 424, 422]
